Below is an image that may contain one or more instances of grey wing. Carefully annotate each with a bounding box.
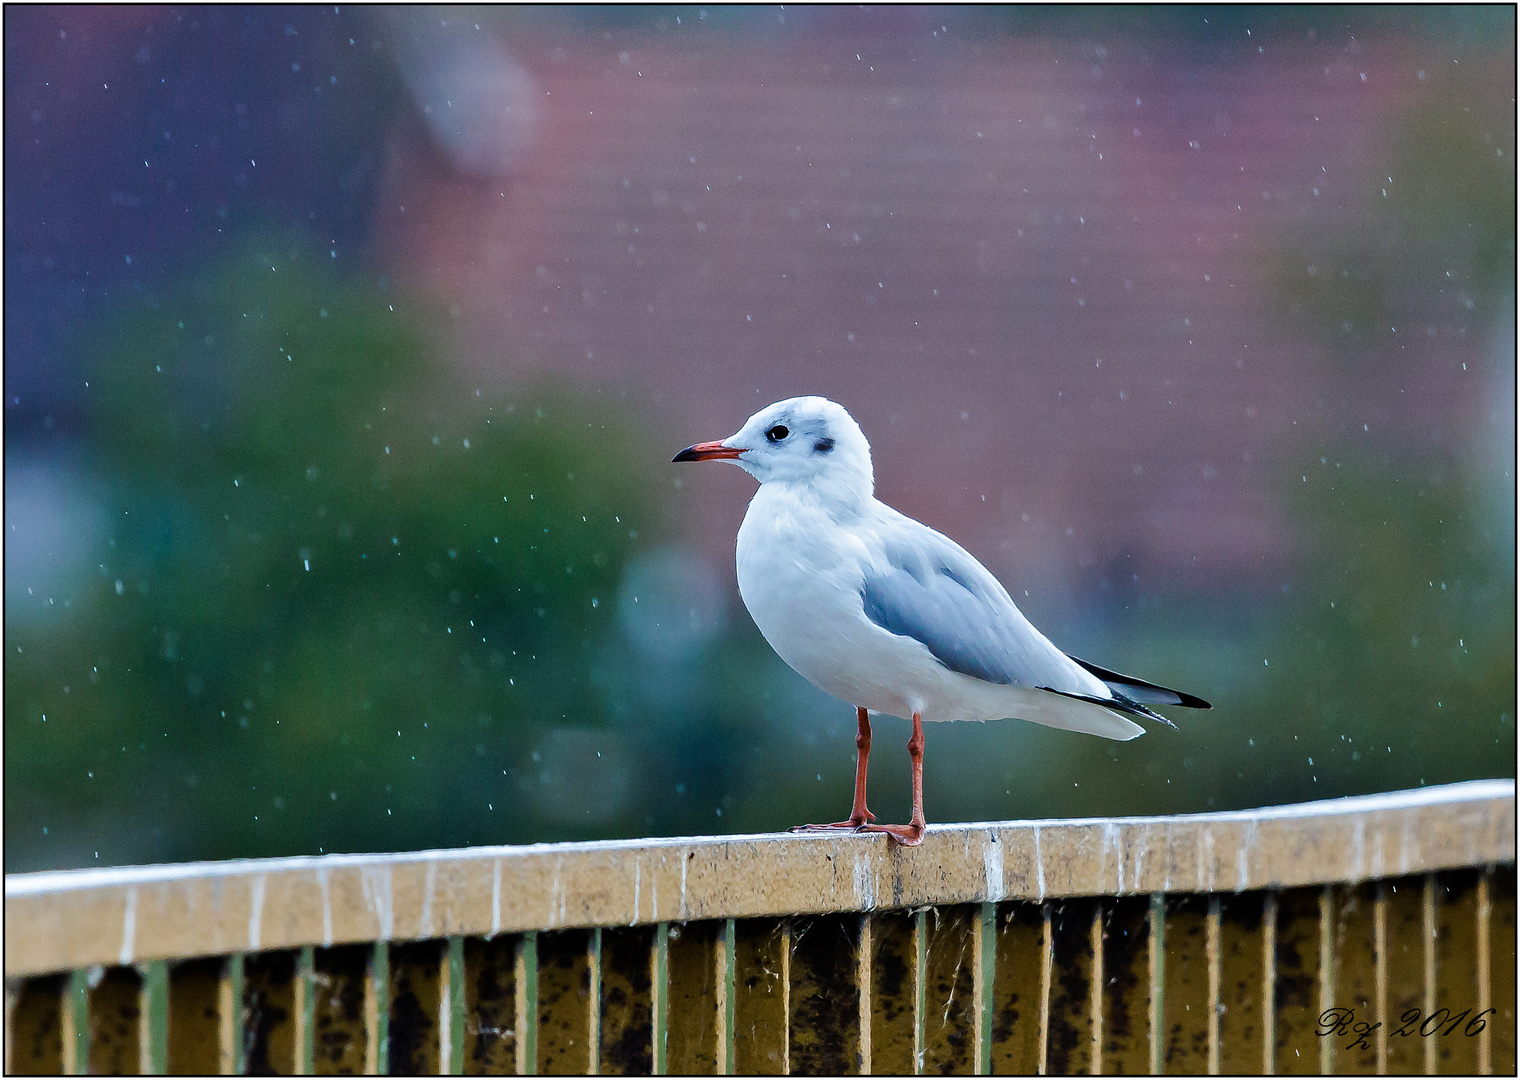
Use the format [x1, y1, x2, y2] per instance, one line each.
[860, 519, 1100, 696]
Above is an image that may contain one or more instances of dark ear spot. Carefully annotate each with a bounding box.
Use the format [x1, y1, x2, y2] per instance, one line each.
[813, 437, 835, 454]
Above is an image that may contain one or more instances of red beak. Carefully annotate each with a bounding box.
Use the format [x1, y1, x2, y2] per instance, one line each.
[672, 440, 745, 463]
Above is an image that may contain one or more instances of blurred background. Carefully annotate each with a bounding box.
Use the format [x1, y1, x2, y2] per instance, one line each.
[5, 6, 1513, 873]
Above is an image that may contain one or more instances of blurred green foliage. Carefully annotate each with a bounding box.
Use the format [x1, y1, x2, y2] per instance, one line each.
[1273, 61, 1516, 349]
[5, 234, 1513, 872]
[5, 239, 668, 868]
[1178, 447, 1515, 814]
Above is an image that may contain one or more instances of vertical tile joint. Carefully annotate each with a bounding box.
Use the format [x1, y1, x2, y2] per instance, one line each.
[1375, 883, 1388, 1075]
[913, 909, 928, 1077]
[139, 958, 169, 1075]
[3, 981, 13, 1076]
[1038, 903, 1053, 1077]
[975, 903, 996, 1076]
[1207, 896, 1222, 1076]
[1148, 894, 1164, 1077]
[1319, 886, 1336, 1076]
[1422, 874, 1437, 1077]
[1090, 901, 1104, 1076]
[442, 936, 464, 1076]
[293, 946, 316, 1075]
[516, 931, 538, 1076]
[857, 914, 873, 1077]
[781, 920, 793, 1076]
[64, 968, 91, 1076]
[1262, 892, 1278, 1076]
[587, 927, 602, 1077]
[651, 922, 669, 1076]
[715, 919, 736, 1077]
[221, 953, 246, 1076]
[367, 941, 389, 1077]
[1477, 868, 1493, 1076]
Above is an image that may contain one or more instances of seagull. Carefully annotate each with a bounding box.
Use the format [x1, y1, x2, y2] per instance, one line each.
[673, 396, 1210, 845]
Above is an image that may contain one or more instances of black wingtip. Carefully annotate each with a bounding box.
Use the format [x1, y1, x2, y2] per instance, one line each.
[1067, 654, 1212, 710]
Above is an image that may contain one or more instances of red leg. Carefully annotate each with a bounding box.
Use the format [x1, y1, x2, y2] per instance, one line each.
[857, 711, 927, 846]
[790, 707, 877, 832]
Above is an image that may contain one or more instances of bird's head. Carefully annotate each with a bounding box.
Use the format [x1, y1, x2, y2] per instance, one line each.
[673, 396, 874, 504]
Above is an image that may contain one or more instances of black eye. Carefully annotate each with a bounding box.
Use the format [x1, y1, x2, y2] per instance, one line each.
[766, 424, 789, 442]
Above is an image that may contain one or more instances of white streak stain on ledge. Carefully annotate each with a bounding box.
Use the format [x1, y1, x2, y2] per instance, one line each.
[854, 851, 875, 910]
[1237, 821, 1256, 892]
[490, 858, 502, 938]
[420, 862, 437, 938]
[360, 865, 393, 941]
[1103, 823, 1122, 894]
[1034, 825, 1045, 901]
[983, 831, 1003, 902]
[679, 850, 689, 920]
[248, 875, 266, 951]
[119, 886, 138, 965]
[319, 867, 333, 947]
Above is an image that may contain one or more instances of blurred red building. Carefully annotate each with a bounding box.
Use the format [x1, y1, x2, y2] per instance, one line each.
[371, 15, 1509, 601]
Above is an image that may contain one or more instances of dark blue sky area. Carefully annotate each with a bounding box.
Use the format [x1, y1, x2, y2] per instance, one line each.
[4, 6, 403, 431]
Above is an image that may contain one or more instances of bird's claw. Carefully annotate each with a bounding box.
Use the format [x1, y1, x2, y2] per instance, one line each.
[789, 815, 874, 833]
[854, 822, 925, 847]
